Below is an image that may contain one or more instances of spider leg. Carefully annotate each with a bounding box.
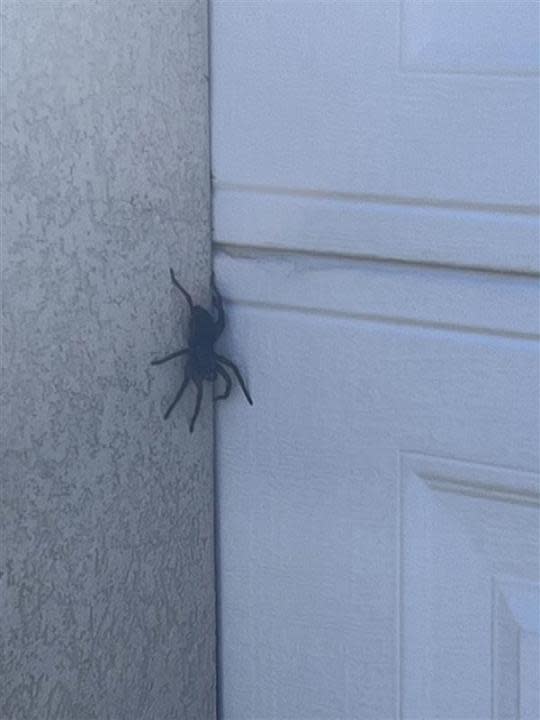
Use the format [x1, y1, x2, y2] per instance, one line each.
[189, 380, 203, 433]
[170, 268, 193, 310]
[151, 348, 188, 366]
[214, 365, 232, 401]
[216, 354, 253, 405]
[163, 374, 190, 420]
[211, 273, 225, 337]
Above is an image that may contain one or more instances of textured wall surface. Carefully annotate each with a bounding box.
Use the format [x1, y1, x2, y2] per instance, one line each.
[1, 2, 215, 718]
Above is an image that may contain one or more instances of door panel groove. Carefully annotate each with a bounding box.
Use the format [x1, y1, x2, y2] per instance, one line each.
[214, 253, 540, 340]
[214, 182, 540, 217]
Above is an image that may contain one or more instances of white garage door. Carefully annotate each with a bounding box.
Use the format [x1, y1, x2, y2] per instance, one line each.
[211, 2, 540, 718]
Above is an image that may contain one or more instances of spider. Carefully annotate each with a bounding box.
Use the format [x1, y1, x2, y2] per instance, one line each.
[151, 268, 253, 433]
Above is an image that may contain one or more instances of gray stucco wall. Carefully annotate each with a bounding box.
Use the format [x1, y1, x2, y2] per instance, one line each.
[1, 2, 215, 718]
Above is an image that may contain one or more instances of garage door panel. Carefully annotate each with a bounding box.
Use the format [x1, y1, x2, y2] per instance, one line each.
[215, 255, 539, 718]
[401, 453, 540, 719]
[212, 1, 539, 207]
[213, 188, 540, 274]
[212, 2, 539, 716]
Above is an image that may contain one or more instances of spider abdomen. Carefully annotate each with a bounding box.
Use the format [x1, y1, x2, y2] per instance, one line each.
[188, 344, 217, 380]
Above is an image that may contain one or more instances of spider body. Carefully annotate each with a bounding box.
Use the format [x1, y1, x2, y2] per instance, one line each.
[151, 268, 252, 432]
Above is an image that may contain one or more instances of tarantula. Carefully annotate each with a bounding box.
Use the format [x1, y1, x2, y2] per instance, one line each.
[151, 269, 253, 433]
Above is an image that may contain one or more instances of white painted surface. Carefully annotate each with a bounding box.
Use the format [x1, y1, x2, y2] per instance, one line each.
[212, 0, 540, 273]
[401, 455, 539, 719]
[400, 0, 540, 75]
[211, 1, 540, 718]
[214, 187, 540, 274]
